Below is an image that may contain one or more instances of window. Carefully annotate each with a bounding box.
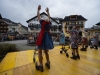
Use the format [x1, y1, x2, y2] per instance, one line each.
[0, 26, 3, 28]
[66, 22, 69, 25]
[41, 15, 44, 18]
[1, 23, 3, 25]
[88, 32, 90, 36]
[79, 21, 83, 24]
[34, 18, 37, 21]
[71, 22, 76, 25]
[4, 26, 7, 28]
[12, 28, 15, 30]
[30, 28, 34, 30]
[69, 27, 72, 30]
[35, 18, 38, 21]
[1, 30, 3, 31]
[79, 31, 82, 36]
[70, 16, 77, 20]
[50, 19, 52, 22]
[4, 30, 6, 32]
[37, 24, 40, 28]
[80, 22, 83, 24]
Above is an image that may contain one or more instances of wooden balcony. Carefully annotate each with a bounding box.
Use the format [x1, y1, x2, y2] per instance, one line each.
[66, 24, 84, 27]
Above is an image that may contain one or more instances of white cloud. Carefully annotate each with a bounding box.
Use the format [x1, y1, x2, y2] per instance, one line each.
[0, 0, 100, 28]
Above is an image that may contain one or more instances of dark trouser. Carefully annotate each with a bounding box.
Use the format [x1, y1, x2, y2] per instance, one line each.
[71, 48, 80, 59]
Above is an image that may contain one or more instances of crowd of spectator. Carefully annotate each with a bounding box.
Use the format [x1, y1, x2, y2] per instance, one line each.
[0, 34, 28, 42]
[0, 33, 100, 48]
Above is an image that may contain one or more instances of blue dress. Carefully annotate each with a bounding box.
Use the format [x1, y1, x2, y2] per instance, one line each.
[59, 33, 65, 45]
[36, 20, 54, 50]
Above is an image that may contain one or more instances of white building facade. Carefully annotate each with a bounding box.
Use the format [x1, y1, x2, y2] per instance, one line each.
[6, 23, 28, 35]
[26, 12, 63, 37]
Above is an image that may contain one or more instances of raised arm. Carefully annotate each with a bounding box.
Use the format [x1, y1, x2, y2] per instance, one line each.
[45, 7, 50, 21]
[37, 5, 41, 21]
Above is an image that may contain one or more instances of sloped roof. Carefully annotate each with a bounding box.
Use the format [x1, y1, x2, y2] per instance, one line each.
[0, 19, 4, 22]
[52, 17, 63, 20]
[17, 23, 28, 30]
[85, 25, 100, 31]
[21, 24, 28, 30]
[63, 15, 87, 21]
[91, 26, 100, 29]
[0, 16, 27, 27]
[2, 18, 17, 25]
[0, 19, 8, 25]
[18, 23, 28, 30]
[96, 22, 100, 25]
[26, 12, 59, 24]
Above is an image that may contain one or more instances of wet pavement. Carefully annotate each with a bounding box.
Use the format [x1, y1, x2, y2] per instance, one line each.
[0, 40, 59, 51]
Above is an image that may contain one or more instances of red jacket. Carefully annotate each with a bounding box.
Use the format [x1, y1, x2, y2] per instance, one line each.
[36, 20, 50, 46]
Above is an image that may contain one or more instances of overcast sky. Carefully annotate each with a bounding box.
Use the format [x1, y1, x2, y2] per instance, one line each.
[0, 0, 100, 28]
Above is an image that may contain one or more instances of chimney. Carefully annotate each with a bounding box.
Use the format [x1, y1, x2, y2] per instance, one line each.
[0, 14, 2, 19]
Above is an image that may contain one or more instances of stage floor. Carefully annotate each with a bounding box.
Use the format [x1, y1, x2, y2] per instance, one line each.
[0, 46, 100, 75]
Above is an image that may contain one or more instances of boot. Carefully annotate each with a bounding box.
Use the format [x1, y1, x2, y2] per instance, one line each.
[85, 46, 88, 48]
[81, 48, 84, 51]
[38, 65, 44, 72]
[45, 62, 50, 69]
[76, 54, 80, 59]
[95, 46, 98, 50]
[90, 46, 93, 49]
[70, 55, 77, 60]
[36, 62, 44, 72]
[80, 48, 84, 50]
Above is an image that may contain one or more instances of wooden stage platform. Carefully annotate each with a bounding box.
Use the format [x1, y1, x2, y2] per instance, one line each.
[0, 46, 100, 75]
